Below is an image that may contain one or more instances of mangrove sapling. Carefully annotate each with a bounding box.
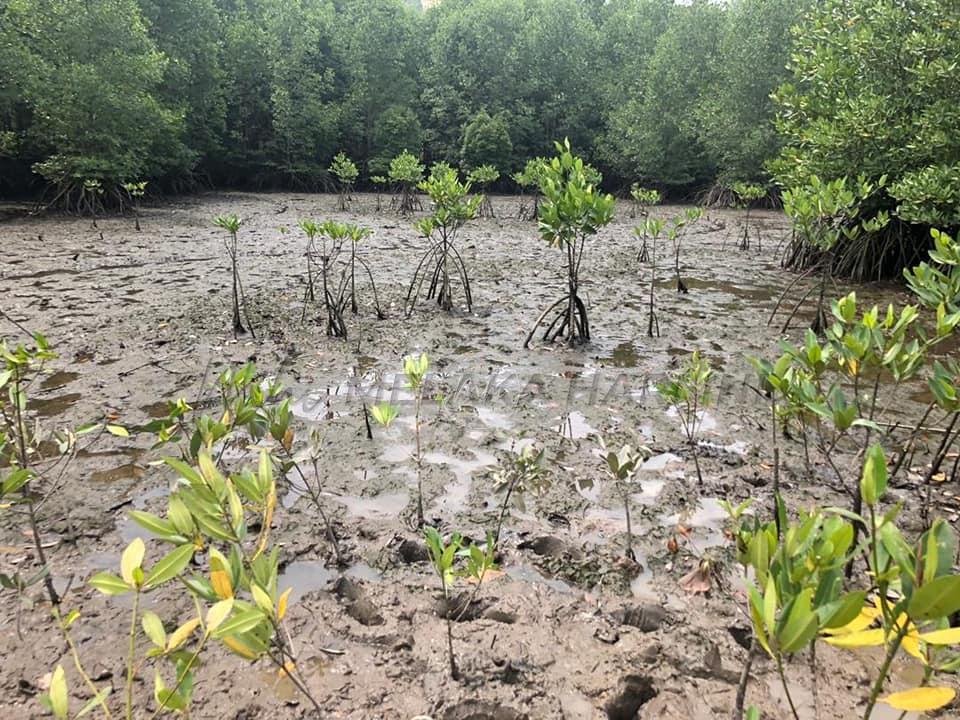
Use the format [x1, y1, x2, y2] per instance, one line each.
[524, 140, 615, 348]
[405, 165, 481, 316]
[371, 354, 429, 527]
[669, 207, 703, 294]
[371, 175, 388, 212]
[490, 443, 548, 544]
[324, 221, 383, 317]
[388, 150, 424, 215]
[512, 157, 547, 220]
[423, 527, 497, 680]
[50, 449, 323, 719]
[656, 351, 714, 486]
[213, 213, 256, 339]
[122, 181, 147, 231]
[730, 182, 766, 251]
[329, 151, 359, 211]
[641, 217, 666, 338]
[780, 175, 889, 335]
[0, 334, 115, 611]
[467, 164, 499, 218]
[598, 439, 648, 561]
[298, 219, 321, 315]
[314, 220, 348, 338]
[630, 185, 661, 260]
[83, 178, 104, 227]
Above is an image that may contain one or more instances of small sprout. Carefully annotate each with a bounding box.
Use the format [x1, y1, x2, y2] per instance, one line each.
[370, 402, 399, 428]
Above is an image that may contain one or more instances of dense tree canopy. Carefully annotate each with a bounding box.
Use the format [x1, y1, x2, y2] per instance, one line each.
[0, 0, 955, 247]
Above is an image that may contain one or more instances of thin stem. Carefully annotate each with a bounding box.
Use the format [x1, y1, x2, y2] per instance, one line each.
[54, 608, 113, 719]
[862, 626, 908, 720]
[125, 590, 140, 720]
[775, 655, 801, 720]
[733, 638, 755, 720]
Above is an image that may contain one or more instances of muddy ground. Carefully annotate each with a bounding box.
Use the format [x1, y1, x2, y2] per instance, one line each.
[0, 193, 956, 719]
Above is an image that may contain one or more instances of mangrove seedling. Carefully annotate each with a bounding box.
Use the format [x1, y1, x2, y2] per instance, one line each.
[122, 180, 147, 231]
[491, 443, 548, 544]
[371, 174, 388, 212]
[669, 207, 703, 294]
[524, 140, 615, 348]
[327, 221, 382, 317]
[314, 220, 348, 338]
[423, 527, 497, 680]
[467, 164, 499, 218]
[329, 151, 359, 211]
[389, 150, 424, 215]
[371, 354, 430, 527]
[405, 165, 481, 316]
[730, 181, 766, 251]
[213, 213, 255, 338]
[512, 157, 547, 220]
[657, 350, 714, 485]
[82, 178, 104, 227]
[630, 184, 662, 260]
[640, 217, 666, 337]
[598, 439, 648, 560]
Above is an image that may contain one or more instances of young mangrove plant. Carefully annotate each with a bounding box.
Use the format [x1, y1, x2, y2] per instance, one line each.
[121, 180, 147, 231]
[630, 184, 662, 260]
[405, 165, 481, 316]
[0, 334, 112, 612]
[389, 150, 424, 215]
[512, 157, 547, 220]
[491, 443, 548, 544]
[371, 353, 430, 527]
[731, 447, 960, 720]
[598, 439, 647, 561]
[213, 213, 255, 338]
[467, 164, 499, 218]
[668, 207, 703, 294]
[329, 151, 359, 211]
[779, 175, 889, 334]
[657, 350, 714, 485]
[423, 527, 497, 680]
[314, 220, 348, 338]
[730, 181, 766, 251]
[48, 448, 322, 718]
[640, 217, 666, 337]
[331, 221, 382, 317]
[524, 140, 615, 348]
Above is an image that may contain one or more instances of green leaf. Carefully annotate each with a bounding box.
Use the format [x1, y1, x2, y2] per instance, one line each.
[819, 591, 866, 630]
[89, 571, 130, 596]
[778, 589, 819, 654]
[144, 544, 195, 589]
[75, 687, 111, 718]
[212, 607, 268, 638]
[141, 611, 166, 648]
[129, 510, 177, 539]
[860, 444, 887, 506]
[120, 537, 145, 586]
[908, 576, 960, 621]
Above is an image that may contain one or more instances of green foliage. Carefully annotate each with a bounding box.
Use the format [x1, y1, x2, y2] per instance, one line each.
[467, 164, 499, 187]
[771, 0, 960, 235]
[460, 110, 513, 172]
[389, 150, 424, 214]
[329, 151, 358, 186]
[656, 351, 713, 485]
[525, 140, 614, 347]
[407, 166, 480, 313]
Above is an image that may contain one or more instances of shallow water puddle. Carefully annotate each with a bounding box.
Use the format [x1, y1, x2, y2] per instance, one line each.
[557, 410, 596, 440]
[476, 406, 513, 431]
[31, 393, 81, 418]
[334, 491, 409, 518]
[41, 371, 80, 390]
[425, 448, 497, 515]
[660, 497, 730, 549]
[91, 463, 146, 483]
[278, 561, 381, 604]
[665, 405, 718, 433]
[506, 564, 573, 594]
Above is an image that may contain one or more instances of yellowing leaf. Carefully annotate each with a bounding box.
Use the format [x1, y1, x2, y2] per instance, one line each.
[106, 424, 129, 438]
[49, 665, 68, 719]
[222, 635, 258, 659]
[901, 633, 924, 661]
[166, 618, 201, 651]
[278, 661, 296, 679]
[881, 686, 956, 712]
[205, 599, 234, 634]
[120, 538, 145, 587]
[919, 627, 960, 646]
[251, 584, 273, 615]
[465, 568, 506, 586]
[821, 605, 881, 635]
[277, 587, 292, 621]
[210, 569, 233, 599]
[823, 628, 886, 648]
